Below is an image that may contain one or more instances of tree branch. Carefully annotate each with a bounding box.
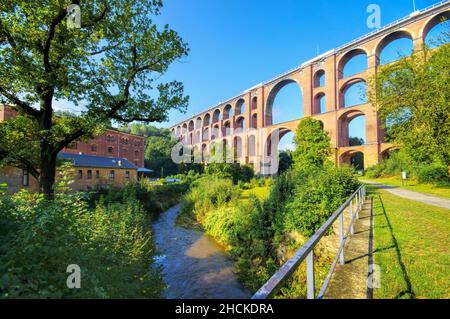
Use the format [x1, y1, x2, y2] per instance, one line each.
[0, 87, 41, 118]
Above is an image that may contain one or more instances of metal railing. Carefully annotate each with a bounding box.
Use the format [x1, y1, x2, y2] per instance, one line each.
[252, 185, 367, 299]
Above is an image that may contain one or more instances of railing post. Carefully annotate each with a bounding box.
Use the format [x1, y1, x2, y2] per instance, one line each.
[339, 213, 345, 265]
[306, 251, 315, 299]
[349, 199, 354, 235]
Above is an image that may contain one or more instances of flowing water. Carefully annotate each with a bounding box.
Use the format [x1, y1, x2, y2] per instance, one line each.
[152, 205, 252, 299]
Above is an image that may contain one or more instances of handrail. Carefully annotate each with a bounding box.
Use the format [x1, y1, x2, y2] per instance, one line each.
[252, 184, 366, 299]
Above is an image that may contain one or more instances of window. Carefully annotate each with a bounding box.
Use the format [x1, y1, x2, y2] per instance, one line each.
[87, 170, 92, 179]
[134, 160, 139, 167]
[122, 149, 128, 154]
[125, 171, 130, 180]
[134, 150, 139, 156]
[91, 144, 98, 152]
[95, 170, 100, 179]
[109, 170, 115, 180]
[22, 170, 29, 187]
[108, 146, 113, 154]
[78, 170, 83, 180]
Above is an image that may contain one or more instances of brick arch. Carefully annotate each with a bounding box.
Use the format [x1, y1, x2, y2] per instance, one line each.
[195, 117, 202, 129]
[235, 116, 245, 132]
[339, 78, 367, 109]
[421, 10, 450, 41]
[374, 29, 414, 64]
[313, 92, 326, 115]
[203, 113, 211, 126]
[265, 78, 303, 126]
[337, 48, 369, 79]
[235, 98, 246, 116]
[313, 69, 326, 87]
[264, 127, 293, 157]
[338, 109, 366, 147]
[223, 104, 233, 120]
[212, 109, 221, 123]
[339, 149, 365, 170]
[188, 120, 195, 132]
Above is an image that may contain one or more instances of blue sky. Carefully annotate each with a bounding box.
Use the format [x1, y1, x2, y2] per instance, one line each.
[155, 0, 438, 125]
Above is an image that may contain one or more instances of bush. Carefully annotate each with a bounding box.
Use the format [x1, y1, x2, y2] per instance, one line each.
[415, 163, 450, 184]
[181, 176, 239, 222]
[86, 179, 190, 220]
[283, 165, 359, 237]
[365, 164, 385, 178]
[0, 191, 164, 298]
[205, 163, 254, 184]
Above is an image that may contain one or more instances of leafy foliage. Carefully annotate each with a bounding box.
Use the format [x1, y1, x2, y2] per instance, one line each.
[292, 118, 331, 170]
[0, 191, 164, 298]
[0, 0, 189, 196]
[369, 41, 450, 168]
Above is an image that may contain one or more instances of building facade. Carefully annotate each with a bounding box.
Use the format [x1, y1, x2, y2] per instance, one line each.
[0, 105, 146, 193]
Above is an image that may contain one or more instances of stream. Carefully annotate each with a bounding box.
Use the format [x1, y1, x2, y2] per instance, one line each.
[152, 205, 252, 299]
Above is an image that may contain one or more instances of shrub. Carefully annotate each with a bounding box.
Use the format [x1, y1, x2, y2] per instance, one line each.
[205, 163, 254, 184]
[283, 165, 359, 237]
[181, 176, 239, 221]
[0, 191, 164, 299]
[365, 164, 385, 178]
[415, 163, 450, 184]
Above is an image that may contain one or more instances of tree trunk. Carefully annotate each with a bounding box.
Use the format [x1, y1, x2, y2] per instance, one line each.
[39, 92, 56, 200]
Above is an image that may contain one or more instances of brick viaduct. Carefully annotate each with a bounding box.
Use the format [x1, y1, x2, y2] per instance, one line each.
[170, 2, 449, 174]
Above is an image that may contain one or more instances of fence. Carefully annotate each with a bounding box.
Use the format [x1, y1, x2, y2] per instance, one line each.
[252, 185, 367, 299]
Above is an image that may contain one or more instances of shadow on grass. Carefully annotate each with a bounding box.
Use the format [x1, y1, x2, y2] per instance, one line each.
[377, 195, 416, 299]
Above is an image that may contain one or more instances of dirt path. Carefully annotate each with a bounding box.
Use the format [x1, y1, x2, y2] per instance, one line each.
[361, 180, 450, 210]
[325, 198, 374, 299]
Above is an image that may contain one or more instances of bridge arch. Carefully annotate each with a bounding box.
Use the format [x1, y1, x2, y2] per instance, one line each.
[203, 113, 211, 126]
[182, 123, 187, 134]
[338, 48, 369, 79]
[314, 69, 325, 87]
[235, 116, 245, 133]
[223, 104, 233, 120]
[233, 136, 243, 162]
[251, 113, 258, 129]
[203, 127, 209, 141]
[375, 30, 414, 65]
[266, 78, 303, 126]
[340, 150, 365, 171]
[338, 109, 366, 147]
[313, 92, 326, 114]
[222, 120, 231, 137]
[264, 127, 293, 157]
[213, 109, 222, 123]
[422, 10, 450, 48]
[195, 117, 202, 129]
[188, 120, 195, 132]
[340, 78, 367, 108]
[235, 99, 246, 116]
[248, 135, 256, 157]
[176, 126, 181, 136]
[251, 96, 258, 110]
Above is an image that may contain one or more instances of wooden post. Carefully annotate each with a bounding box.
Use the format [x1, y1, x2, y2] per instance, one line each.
[349, 199, 354, 235]
[306, 251, 315, 299]
[339, 213, 345, 265]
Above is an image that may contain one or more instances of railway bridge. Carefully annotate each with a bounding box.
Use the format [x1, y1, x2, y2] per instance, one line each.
[170, 2, 449, 174]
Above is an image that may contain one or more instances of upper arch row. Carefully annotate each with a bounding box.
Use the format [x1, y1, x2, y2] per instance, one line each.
[173, 9, 449, 135]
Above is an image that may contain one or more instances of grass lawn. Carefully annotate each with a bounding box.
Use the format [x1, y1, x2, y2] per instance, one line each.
[369, 185, 450, 299]
[361, 176, 450, 199]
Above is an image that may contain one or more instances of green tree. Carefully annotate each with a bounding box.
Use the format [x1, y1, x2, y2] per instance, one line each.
[292, 118, 331, 169]
[0, 1, 189, 198]
[369, 41, 450, 168]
